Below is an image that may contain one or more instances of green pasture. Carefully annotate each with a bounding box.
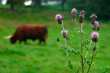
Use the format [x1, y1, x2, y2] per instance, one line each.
[0, 9, 110, 73]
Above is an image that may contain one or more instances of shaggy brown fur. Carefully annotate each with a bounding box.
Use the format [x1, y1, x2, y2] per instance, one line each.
[10, 25, 48, 44]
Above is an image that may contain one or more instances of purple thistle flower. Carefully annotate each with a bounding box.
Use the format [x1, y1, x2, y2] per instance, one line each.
[91, 31, 99, 42]
[55, 14, 63, 24]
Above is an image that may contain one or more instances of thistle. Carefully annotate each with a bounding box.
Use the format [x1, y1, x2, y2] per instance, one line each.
[91, 31, 99, 43]
[86, 31, 99, 73]
[55, 14, 63, 24]
[61, 29, 69, 39]
[92, 21, 100, 31]
[90, 14, 100, 31]
[79, 10, 85, 23]
[90, 13, 97, 25]
[79, 10, 85, 32]
[71, 8, 77, 22]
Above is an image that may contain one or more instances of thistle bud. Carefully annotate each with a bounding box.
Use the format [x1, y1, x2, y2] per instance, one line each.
[61, 29, 68, 39]
[91, 31, 99, 43]
[55, 14, 63, 24]
[79, 10, 85, 23]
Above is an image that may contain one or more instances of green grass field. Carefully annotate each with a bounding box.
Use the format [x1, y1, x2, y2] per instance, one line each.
[0, 9, 110, 73]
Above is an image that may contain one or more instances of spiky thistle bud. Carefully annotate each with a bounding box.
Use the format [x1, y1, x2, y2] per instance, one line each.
[91, 31, 99, 43]
[55, 14, 63, 24]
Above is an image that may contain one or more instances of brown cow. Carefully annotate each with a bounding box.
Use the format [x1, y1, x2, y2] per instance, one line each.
[10, 25, 48, 44]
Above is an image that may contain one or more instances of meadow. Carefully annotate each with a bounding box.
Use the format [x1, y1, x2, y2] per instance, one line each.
[0, 9, 110, 73]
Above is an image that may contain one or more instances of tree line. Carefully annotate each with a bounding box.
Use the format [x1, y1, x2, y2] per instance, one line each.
[67, 0, 110, 19]
[0, 0, 110, 19]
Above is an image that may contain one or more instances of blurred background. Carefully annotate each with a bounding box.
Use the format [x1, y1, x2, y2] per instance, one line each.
[0, 0, 110, 19]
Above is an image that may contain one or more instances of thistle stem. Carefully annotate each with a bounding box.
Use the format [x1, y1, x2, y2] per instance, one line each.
[61, 21, 73, 70]
[86, 42, 96, 73]
[80, 23, 84, 73]
[80, 23, 83, 32]
[84, 40, 92, 59]
[61, 20, 65, 30]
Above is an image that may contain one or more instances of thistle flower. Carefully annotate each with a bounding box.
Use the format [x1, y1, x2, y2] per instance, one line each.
[90, 13, 97, 25]
[79, 10, 85, 23]
[61, 29, 68, 39]
[55, 14, 63, 24]
[80, 10, 85, 17]
[92, 21, 100, 31]
[91, 31, 99, 43]
[90, 13, 97, 19]
[71, 8, 77, 17]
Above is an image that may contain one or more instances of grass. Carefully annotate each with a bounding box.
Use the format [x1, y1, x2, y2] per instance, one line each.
[0, 9, 110, 73]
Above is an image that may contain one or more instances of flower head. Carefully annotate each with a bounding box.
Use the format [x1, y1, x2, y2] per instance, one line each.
[61, 29, 68, 39]
[91, 31, 99, 42]
[71, 8, 77, 16]
[55, 14, 63, 24]
[79, 10, 85, 18]
[90, 13, 97, 19]
[79, 10, 85, 23]
[92, 21, 100, 31]
[90, 13, 97, 24]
